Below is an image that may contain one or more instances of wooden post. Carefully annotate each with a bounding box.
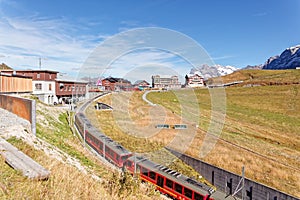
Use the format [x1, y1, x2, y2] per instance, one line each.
[103, 139, 105, 158]
[83, 123, 86, 148]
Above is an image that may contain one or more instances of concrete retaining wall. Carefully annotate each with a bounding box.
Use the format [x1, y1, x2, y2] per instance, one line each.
[168, 148, 299, 200]
[0, 94, 36, 135]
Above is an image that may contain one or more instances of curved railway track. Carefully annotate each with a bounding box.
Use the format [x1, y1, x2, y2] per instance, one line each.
[73, 92, 227, 200]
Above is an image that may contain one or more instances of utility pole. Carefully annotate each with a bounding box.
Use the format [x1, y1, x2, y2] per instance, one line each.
[38, 57, 47, 69]
[83, 123, 86, 149]
[232, 166, 245, 199]
[39, 57, 41, 69]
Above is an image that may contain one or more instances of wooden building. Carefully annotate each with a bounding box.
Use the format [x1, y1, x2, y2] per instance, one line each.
[0, 72, 32, 93]
[134, 80, 150, 91]
[102, 77, 132, 91]
[55, 78, 88, 104]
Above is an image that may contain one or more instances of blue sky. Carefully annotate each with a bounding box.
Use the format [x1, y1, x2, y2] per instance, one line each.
[0, 0, 299, 81]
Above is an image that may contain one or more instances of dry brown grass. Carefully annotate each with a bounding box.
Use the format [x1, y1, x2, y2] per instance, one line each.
[147, 85, 300, 198]
[0, 139, 111, 200]
[1, 101, 162, 200]
[85, 92, 211, 184]
[88, 84, 300, 198]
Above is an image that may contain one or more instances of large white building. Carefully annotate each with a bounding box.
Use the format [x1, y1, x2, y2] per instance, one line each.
[15, 70, 58, 104]
[152, 75, 181, 89]
[185, 71, 205, 87]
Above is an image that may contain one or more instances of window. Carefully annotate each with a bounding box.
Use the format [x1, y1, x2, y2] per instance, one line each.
[49, 84, 52, 91]
[165, 178, 173, 189]
[49, 74, 52, 79]
[37, 73, 40, 79]
[194, 193, 204, 200]
[184, 187, 192, 199]
[142, 168, 149, 176]
[127, 161, 132, 167]
[175, 183, 183, 194]
[149, 171, 156, 180]
[35, 83, 42, 90]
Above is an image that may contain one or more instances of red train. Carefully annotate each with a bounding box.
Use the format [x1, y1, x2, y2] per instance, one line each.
[74, 110, 216, 200]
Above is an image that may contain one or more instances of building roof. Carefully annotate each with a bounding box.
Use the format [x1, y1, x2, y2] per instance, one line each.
[56, 73, 88, 84]
[152, 75, 179, 79]
[103, 77, 131, 84]
[134, 80, 150, 85]
[186, 71, 203, 78]
[16, 69, 59, 74]
[0, 71, 32, 79]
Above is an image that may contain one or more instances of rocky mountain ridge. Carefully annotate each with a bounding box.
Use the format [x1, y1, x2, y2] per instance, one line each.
[262, 45, 300, 69]
[191, 64, 237, 79]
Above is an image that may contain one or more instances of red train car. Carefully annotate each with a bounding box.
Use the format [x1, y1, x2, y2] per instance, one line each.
[125, 156, 215, 200]
[74, 112, 132, 168]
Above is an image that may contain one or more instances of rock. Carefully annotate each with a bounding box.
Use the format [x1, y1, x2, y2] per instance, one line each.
[263, 45, 300, 69]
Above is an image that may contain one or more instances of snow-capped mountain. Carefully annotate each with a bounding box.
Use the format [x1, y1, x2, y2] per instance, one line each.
[263, 45, 300, 69]
[191, 64, 237, 79]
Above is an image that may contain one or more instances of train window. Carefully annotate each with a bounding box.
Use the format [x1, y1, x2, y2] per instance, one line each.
[136, 165, 141, 174]
[175, 183, 183, 194]
[194, 193, 204, 200]
[184, 187, 192, 199]
[116, 155, 120, 161]
[149, 171, 156, 180]
[142, 168, 149, 176]
[127, 161, 132, 167]
[165, 178, 173, 189]
[122, 155, 129, 162]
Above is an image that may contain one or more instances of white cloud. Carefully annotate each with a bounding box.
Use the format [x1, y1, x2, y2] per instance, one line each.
[78, 28, 215, 82]
[252, 12, 268, 17]
[105, 49, 191, 83]
[0, 14, 106, 76]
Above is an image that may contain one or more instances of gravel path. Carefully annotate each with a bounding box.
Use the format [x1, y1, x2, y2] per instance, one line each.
[0, 108, 31, 139]
[142, 90, 158, 106]
[0, 107, 101, 181]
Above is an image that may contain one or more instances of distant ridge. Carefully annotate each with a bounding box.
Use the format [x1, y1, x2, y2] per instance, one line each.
[0, 63, 13, 70]
[262, 45, 300, 69]
[243, 64, 263, 70]
[192, 64, 237, 79]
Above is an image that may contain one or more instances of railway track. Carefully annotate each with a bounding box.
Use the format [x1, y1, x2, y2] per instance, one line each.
[73, 92, 239, 200]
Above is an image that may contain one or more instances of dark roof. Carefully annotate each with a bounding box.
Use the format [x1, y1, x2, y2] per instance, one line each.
[103, 77, 131, 84]
[16, 69, 59, 74]
[134, 80, 150, 85]
[0, 71, 32, 79]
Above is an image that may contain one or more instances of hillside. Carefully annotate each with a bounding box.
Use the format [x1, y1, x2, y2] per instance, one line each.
[0, 63, 13, 71]
[146, 84, 300, 197]
[207, 69, 300, 86]
[263, 45, 300, 69]
[0, 100, 161, 199]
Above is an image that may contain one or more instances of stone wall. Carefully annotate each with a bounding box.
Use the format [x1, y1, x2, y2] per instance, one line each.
[168, 148, 299, 200]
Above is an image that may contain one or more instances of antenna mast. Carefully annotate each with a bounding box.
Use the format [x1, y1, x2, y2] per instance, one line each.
[39, 57, 41, 69]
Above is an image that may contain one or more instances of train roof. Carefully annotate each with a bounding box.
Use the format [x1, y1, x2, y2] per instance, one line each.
[76, 113, 131, 156]
[95, 133, 131, 156]
[127, 156, 215, 196]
